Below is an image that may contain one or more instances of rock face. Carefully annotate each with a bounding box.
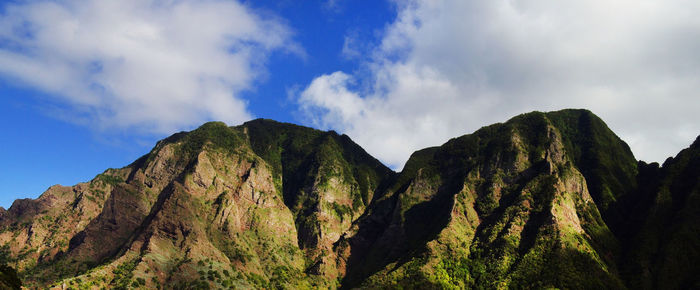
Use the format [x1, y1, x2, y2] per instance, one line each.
[0, 109, 698, 289]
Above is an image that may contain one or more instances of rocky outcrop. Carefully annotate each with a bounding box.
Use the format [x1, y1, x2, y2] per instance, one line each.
[0, 170, 123, 276]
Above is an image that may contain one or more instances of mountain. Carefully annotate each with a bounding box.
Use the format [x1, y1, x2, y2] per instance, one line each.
[0, 109, 698, 289]
[336, 110, 635, 289]
[619, 135, 700, 289]
[0, 120, 393, 289]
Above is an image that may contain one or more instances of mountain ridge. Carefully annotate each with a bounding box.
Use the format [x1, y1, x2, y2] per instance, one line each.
[0, 109, 698, 289]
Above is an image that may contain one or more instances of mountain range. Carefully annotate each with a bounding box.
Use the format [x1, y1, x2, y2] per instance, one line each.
[0, 109, 698, 289]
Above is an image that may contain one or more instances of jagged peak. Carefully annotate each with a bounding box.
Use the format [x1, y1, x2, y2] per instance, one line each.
[691, 134, 700, 148]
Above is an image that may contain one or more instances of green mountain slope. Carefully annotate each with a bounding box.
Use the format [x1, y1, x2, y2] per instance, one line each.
[0, 109, 697, 289]
[338, 110, 626, 289]
[0, 120, 393, 288]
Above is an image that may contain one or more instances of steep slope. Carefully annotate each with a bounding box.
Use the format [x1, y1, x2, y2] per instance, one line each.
[338, 110, 631, 288]
[546, 110, 638, 233]
[0, 169, 125, 278]
[0, 120, 393, 289]
[620, 136, 700, 289]
[242, 119, 395, 278]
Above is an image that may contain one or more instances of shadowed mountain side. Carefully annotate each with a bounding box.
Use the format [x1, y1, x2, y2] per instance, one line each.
[0, 265, 21, 290]
[619, 136, 700, 289]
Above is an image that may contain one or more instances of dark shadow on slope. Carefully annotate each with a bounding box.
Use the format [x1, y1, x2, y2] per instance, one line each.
[340, 158, 468, 288]
[0, 264, 22, 290]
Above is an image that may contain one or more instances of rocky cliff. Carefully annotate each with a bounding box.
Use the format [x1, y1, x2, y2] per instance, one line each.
[0, 109, 697, 289]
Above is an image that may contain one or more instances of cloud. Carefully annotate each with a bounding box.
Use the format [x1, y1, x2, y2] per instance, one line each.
[0, 0, 297, 133]
[322, 0, 344, 13]
[298, 0, 700, 169]
[341, 32, 361, 60]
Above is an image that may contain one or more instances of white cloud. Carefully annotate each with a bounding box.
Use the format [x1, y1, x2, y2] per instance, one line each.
[323, 0, 344, 13]
[298, 0, 700, 169]
[0, 0, 297, 133]
[341, 32, 361, 60]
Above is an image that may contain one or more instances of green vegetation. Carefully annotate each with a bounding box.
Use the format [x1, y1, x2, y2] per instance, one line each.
[110, 258, 139, 289]
[243, 119, 393, 209]
[176, 121, 246, 157]
[97, 173, 124, 186]
[330, 202, 353, 221]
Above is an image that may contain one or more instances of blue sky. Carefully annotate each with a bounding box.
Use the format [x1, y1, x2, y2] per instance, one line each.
[1, 0, 699, 209]
[0, 0, 395, 208]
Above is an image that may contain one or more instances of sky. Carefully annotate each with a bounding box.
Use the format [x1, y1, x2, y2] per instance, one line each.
[1, 0, 699, 209]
